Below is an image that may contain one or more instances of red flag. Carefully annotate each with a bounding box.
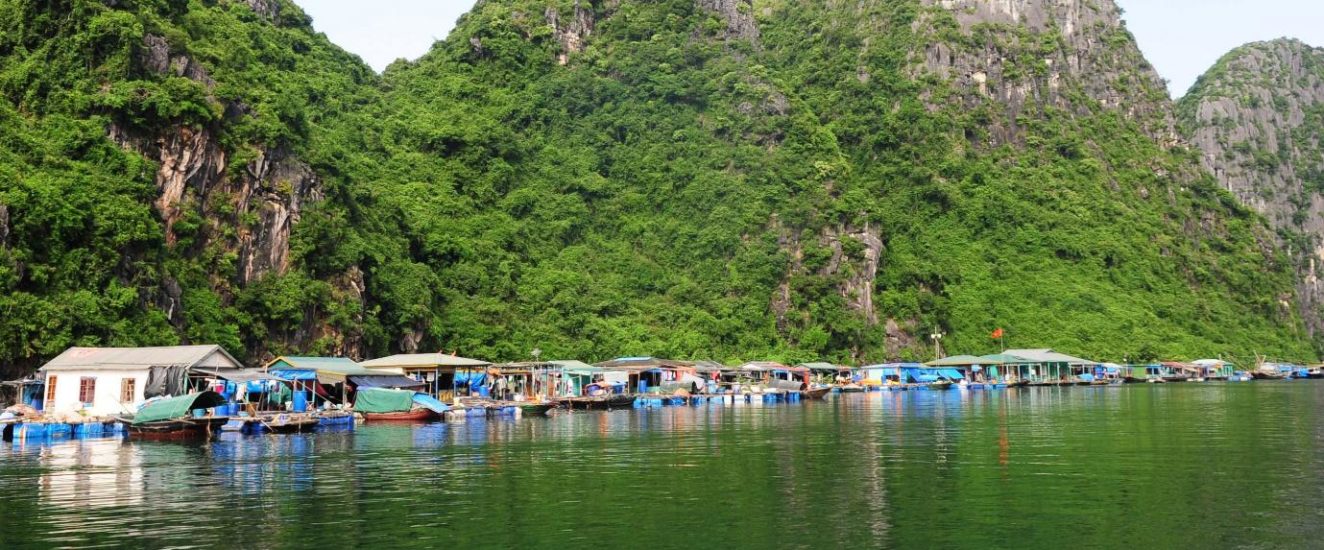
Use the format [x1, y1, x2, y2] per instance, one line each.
[991, 328, 1004, 339]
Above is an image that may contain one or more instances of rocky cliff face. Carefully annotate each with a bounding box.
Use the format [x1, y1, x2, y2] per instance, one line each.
[1179, 39, 1324, 336]
[915, 0, 1177, 145]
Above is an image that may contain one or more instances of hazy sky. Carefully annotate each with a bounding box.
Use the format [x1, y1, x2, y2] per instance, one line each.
[299, 0, 1324, 98]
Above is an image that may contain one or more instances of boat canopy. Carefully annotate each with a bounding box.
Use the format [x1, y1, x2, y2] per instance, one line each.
[354, 388, 416, 413]
[133, 391, 225, 425]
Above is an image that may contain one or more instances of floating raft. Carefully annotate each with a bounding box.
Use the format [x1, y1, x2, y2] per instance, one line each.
[4, 420, 125, 443]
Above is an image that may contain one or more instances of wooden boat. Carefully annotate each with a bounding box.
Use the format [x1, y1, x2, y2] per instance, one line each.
[1007, 380, 1030, 388]
[553, 394, 637, 411]
[126, 417, 230, 440]
[929, 380, 954, 391]
[258, 413, 321, 434]
[121, 391, 229, 440]
[1252, 370, 1287, 380]
[1147, 378, 1167, 384]
[361, 408, 440, 422]
[518, 402, 558, 416]
[804, 386, 832, 399]
[837, 384, 867, 393]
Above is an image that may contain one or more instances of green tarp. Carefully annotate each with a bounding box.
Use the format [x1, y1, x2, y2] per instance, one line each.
[134, 391, 225, 424]
[355, 388, 416, 413]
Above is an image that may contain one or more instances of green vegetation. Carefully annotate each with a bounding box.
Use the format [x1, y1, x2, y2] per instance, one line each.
[0, 0, 1315, 376]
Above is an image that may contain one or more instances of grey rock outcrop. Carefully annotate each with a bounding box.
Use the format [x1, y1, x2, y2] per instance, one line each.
[918, 0, 1176, 144]
[697, 0, 760, 45]
[1180, 39, 1324, 335]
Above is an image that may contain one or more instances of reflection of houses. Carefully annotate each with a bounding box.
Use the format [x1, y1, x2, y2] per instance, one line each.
[38, 345, 244, 416]
[40, 438, 143, 509]
[358, 353, 491, 402]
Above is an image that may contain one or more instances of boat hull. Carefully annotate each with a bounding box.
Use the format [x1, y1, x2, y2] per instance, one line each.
[126, 417, 229, 440]
[518, 403, 557, 416]
[554, 395, 636, 411]
[362, 409, 441, 422]
[804, 387, 832, 399]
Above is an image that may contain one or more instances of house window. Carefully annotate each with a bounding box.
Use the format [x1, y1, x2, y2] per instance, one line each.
[78, 377, 96, 404]
[45, 376, 57, 407]
[120, 378, 136, 403]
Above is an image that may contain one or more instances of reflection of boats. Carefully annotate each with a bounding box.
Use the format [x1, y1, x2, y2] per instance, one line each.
[929, 380, 954, 391]
[804, 387, 832, 399]
[518, 402, 557, 416]
[119, 392, 229, 440]
[553, 394, 636, 410]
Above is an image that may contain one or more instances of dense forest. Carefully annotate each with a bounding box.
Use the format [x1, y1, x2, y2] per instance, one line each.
[0, 0, 1315, 377]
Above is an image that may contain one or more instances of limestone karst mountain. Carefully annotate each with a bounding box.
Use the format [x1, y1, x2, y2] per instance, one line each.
[0, 0, 1313, 376]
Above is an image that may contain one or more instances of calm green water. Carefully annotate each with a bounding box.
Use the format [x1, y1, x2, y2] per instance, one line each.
[3, 384, 1324, 548]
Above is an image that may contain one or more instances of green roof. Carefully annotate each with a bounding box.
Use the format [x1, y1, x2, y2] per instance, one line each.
[981, 353, 1038, 364]
[548, 360, 598, 373]
[133, 392, 225, 424]
[798, 362, 847, 371]
[926, 355, 1000, 367]
[263, 355, 378, 381]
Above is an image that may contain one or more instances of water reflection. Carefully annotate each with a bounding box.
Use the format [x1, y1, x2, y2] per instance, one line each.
[0, 386, 1322, 547]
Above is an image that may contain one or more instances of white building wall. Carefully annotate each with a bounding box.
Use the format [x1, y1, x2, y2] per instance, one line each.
[45, 369, 149, 416]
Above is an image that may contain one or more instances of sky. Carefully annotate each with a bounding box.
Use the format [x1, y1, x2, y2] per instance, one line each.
[298, 0, 1324, 98]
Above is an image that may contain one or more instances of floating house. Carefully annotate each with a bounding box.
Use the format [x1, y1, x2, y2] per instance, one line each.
[925, 355, 1000, 381]
[798, 362, 851, 383]
[857, 363, 924, 385]
[594, 357, 701, 393]
[358, 353, 491, 401]
[998, 349, 1098, 382]
[546, 360, 620, 396]
[263, 356, 421, 406]
[1192, 359, 1235, 379]
[37, 345, 246, 416]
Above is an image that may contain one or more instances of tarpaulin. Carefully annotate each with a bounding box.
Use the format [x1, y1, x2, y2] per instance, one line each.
[144, 366, 188, 399]
[270, 369, 318, 381]
[411, 393, 452, 414]
[133, 391, 225, 424]
[939, 369, 965, 380]
[354, 388, 416, 413]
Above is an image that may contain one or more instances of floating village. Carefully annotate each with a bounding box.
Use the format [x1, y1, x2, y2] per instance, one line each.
[0, 344, 1318, 444]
